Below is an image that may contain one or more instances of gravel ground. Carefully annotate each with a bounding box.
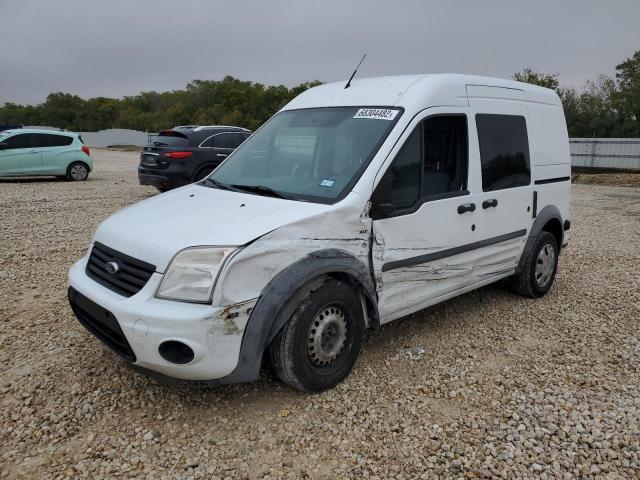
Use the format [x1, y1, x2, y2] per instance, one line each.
[1, 149, 639, 479]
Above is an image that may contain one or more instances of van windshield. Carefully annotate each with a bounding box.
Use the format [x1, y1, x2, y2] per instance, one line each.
[206, 107, 402, 203]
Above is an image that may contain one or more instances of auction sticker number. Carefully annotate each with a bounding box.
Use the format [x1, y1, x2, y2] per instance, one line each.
[353, 108, 399, 120]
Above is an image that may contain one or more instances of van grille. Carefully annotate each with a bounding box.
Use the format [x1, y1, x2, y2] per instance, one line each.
[85, 242, 155, 297]
[68, 287, 136, 362]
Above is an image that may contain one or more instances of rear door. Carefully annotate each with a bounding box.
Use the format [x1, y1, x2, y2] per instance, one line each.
[0, 133, 40, 175]
[466, 85, 533, 271]
[36, 133, 75, 174]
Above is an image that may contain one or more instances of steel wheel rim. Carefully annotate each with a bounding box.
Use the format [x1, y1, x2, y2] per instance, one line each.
[70, 164, 87, 180]
[535, 242, 556, 287]
[307, 304, 347, 367]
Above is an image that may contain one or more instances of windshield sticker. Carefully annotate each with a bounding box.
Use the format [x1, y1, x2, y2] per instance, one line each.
[353, 108, 399, 121]
[320, 179, 336, 187]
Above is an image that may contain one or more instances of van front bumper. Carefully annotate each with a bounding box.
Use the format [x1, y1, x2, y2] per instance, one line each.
[68, 256, 256, 382]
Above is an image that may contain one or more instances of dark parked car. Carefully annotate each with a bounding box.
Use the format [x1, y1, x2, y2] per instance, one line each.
[138, 125, 251, 192]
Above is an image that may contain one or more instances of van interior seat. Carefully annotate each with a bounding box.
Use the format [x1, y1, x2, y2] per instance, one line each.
[422, 171, 452, 195]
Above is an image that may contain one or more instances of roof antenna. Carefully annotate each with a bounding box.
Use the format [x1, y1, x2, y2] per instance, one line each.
[344, 53, 366, 89]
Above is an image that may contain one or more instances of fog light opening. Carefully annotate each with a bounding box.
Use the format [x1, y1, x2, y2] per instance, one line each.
[158, 341, 194, 365]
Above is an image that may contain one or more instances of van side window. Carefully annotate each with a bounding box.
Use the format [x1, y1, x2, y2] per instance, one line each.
[423, 116, 468, 197]
[371, 114, 468, 219]
[476, 114, 530, 191]
[371, 128, 421, 214]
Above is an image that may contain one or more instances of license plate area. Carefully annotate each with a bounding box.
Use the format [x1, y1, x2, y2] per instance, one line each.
[141, 154, 158, 167]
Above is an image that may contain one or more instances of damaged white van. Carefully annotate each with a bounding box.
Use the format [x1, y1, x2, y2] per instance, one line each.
[68, 74, 571, 392]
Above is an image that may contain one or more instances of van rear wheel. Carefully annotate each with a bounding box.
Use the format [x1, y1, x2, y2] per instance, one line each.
[269, 278, 364, 392]
[511, 231, 559, 298]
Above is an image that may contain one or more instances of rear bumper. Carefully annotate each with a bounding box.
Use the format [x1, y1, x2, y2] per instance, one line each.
[138, 171, 172, 188]
[138, 170, 189, 189]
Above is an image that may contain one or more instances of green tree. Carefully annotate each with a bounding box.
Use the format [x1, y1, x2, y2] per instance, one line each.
[40, 92, 84, 129]
[614, 50, 640, 136]
[513, 68, 560, 91]
[577, 75, 623, 137]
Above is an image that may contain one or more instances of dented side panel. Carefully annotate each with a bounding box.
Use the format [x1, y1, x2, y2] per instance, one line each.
[212, 195, 372, 307]
[375, 237, 525, 320]
[370, 104, 533, 322]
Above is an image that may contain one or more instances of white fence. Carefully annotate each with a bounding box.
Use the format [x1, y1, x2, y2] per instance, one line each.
[78, 129, 154, 148]
[570, 138, 640, 170]
[22, 127, 154, 148]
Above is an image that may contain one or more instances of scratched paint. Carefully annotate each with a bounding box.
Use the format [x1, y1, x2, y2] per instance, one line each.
[213, 202, 371, 307]
[374, 236, 526, 321]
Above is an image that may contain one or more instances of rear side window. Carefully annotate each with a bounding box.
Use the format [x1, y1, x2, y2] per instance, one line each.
[476, 114, 530, 191]
[4, 133, 35, 149]
[213, 132, 245, 149]
[200, 134, 219, 148]
[154, 130, 188, 147]
[36, 134, 74, 147]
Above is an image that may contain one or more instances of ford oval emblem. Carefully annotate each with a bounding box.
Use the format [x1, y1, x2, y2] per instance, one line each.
[105, 261, 120, 274]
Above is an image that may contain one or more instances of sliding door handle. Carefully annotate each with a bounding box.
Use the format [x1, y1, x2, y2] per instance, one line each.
[482, 199, 498, 209]
[457, 203, 476, 214]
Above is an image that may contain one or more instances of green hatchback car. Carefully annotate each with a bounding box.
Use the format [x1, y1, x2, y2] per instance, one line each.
[0, 129, 92, 180]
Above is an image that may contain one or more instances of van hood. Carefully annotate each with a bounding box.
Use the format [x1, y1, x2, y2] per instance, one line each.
[92, 184, 331, 272]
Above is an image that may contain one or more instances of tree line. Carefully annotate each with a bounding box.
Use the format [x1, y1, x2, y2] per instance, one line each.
[0, 77, 322, 133]
[1, 50, 638, 137]
[513, 49, 640, 138]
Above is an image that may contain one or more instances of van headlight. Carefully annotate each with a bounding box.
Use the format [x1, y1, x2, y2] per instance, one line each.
[156, 247, 237, 303]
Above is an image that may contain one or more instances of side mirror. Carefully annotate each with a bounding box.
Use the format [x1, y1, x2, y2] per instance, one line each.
[0, 142, 9, 150]
[371, 203, 396, 219]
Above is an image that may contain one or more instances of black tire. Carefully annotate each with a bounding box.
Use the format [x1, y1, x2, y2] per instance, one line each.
[511, 231, 559, 298]
[269, 277, 365, 392]
[193, 165, 215, 182]
[66, 162, 89, 181]
[156, 186, 170, 193]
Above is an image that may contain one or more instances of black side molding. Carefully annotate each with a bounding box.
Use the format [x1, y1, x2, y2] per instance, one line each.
[381, 229, 527, 272]
[534, 176, 570, 185]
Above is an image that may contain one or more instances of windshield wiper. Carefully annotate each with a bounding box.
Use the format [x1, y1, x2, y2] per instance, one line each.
[204, 178, 235, 191]
[229, 184, 290, 199]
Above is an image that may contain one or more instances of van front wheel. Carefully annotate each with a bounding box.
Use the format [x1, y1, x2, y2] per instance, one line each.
[269, 278, 364, 392]
[511, 231, 559, 298]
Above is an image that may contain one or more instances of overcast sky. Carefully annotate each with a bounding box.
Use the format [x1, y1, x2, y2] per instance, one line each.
[1, 0, 638, 105]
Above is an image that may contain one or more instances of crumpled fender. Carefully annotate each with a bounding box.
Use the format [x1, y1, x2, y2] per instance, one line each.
[222, 248, 378, 384]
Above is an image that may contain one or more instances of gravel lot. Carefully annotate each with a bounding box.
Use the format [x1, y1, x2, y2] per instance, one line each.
[1, 149, 639, 479]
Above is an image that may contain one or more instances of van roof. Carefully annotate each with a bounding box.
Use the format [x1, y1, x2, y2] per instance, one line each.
[283, 74, 561, 112]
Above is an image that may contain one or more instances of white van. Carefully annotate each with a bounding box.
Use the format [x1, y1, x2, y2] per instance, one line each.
[68, 74, 571, 392]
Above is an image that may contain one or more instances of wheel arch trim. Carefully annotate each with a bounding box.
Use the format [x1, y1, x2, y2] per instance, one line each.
[220, 249, 378, 384]
[516, 205, 563, 274]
